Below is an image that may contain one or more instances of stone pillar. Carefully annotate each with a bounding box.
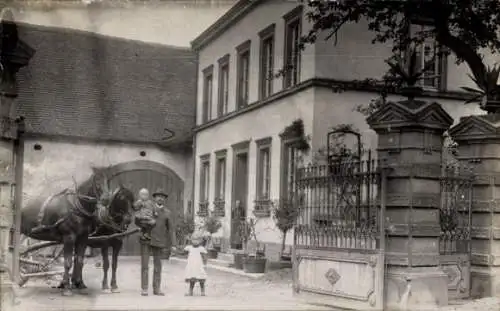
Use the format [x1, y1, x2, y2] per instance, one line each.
[0, 8, 35, 309]
[367, 93, 454, 309]
[449, 114, 500, 297]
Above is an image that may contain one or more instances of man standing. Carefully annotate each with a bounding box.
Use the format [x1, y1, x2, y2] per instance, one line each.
[135, 188, 175, 296]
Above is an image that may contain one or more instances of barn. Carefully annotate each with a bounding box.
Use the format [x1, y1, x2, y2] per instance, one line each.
[15, 23, 197, 255]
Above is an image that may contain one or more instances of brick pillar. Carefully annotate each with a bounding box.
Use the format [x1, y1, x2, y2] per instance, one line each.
[367, 93, 454, 309]
[449, 114, 500, 297]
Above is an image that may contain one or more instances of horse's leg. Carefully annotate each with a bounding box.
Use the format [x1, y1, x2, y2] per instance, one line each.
[61, 236, 75, 296]
[110, 239, 123, 293]
[71, 238, 88, 290]
[101, 246, 110, 291]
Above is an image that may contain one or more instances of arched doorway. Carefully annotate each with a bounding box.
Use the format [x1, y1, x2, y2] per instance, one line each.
[106, 160, 184, 255]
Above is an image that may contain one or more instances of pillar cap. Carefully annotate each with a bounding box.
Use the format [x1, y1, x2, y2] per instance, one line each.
[448, 113, 500, 142]
[366, 98, 454, 133]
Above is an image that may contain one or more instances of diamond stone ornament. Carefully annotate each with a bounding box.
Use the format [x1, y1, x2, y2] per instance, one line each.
[325, 268, 341, 286]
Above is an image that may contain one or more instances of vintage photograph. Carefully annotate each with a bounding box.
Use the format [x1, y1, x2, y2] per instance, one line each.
[0, 0, 499, 310]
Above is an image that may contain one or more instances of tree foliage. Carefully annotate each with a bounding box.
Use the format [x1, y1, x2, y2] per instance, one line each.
[303, 0, 500, 97]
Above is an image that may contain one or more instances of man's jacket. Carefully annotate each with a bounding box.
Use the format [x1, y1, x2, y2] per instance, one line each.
[142, 206, 175, 249]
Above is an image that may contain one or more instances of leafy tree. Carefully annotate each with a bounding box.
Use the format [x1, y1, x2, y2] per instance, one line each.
[302, 0, 500, 111]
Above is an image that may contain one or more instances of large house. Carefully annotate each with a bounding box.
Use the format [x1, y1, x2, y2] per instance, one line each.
[15, 23, 196, 255]
[190, 0, 486, 259]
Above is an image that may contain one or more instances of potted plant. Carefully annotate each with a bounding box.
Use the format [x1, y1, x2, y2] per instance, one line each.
[242, 218, 267, 274]
[271, 198, 299, 263]
[203, 214, 222, 259]
[174, 217, 195, 258]
[233, 219, 251, 270]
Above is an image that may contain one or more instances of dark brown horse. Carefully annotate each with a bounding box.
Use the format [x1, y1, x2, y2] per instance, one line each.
[21, 170, 106, 296]
[87, 186, 135, 293]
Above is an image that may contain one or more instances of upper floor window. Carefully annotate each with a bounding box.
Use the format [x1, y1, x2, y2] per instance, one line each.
[410, 24, 446, 90]
[236, 40, 251, 109]
[416, 40, 445, 90]
[259, 24, 275, 100]
[256, 137, 272, 200]
[202, 66, 214, 123]
[218, 54, 230, 117]
[283, 6, 302, 89]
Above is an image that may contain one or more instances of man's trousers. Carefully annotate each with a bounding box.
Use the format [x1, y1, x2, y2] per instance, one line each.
[140, 243, 164, 292]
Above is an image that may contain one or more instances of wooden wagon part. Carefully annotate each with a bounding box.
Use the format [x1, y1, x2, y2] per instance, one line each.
[18, 228, 140, 286]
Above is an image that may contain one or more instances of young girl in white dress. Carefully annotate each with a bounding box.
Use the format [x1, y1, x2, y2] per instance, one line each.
[184, 233, 208, 296]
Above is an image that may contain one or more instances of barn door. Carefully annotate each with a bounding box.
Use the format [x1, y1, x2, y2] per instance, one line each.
[108, 164, 184, 256]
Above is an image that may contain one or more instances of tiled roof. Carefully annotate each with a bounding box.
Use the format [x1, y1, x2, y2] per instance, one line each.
[15, 23, 197, 146]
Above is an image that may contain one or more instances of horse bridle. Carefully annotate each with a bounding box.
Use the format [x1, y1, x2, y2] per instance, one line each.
[94, 188, 132, 233]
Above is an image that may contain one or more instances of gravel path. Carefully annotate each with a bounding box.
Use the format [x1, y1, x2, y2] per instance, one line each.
[8, 258, 500, 311]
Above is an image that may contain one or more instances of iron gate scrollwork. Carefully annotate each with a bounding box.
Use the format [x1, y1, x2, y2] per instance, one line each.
[292, 129, 386, 310]
[439, 163, 474, 299]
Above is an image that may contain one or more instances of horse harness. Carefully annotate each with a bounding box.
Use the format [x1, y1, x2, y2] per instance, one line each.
[35, 189, 98, 232]
[90, 188, 128, 234]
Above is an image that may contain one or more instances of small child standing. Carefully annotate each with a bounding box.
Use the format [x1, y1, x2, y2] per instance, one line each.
[133, 188, 156, 241]
[184, 233, 208, 296]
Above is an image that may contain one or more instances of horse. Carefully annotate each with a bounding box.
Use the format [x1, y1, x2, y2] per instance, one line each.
[86, 186, 135, 293]
[21, 169, 107, 296]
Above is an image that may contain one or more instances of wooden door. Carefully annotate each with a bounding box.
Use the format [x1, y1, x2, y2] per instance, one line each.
[230, 152, 248, 249]
[107, 163, 184, 255]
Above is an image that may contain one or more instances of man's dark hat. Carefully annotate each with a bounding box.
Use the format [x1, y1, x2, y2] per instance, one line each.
[152, 189, 168, 198]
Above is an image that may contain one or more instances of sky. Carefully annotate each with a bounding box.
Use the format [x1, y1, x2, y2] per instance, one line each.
[12, 0, 236, 47]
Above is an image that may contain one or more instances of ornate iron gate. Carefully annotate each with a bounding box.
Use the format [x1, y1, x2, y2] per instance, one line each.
[439, 164, 474, 299]
[293, 150, 386, 310]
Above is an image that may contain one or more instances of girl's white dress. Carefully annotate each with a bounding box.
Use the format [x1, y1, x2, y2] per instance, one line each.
[184, 245, 208, 281]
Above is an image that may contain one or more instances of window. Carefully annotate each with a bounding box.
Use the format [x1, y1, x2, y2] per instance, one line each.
[280, 141, 300, 200]
[416, 40, 444, 89]
[256, 137, 272, 200]
[218, 55, 230, 117]
[202, 66, 214, 123]
[199, 155, 210, 203]
[283, 6, 302, 89]
[215, 153, 227, 200]
[236, 40, 251, 109]
[409, 24, 446, 90]
[259, 24, 275, 99]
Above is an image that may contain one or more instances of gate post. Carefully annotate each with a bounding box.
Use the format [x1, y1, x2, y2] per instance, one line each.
[367, 90, 454, 310]
[0, 9, 34, 310]
[449, 115, 500, 298]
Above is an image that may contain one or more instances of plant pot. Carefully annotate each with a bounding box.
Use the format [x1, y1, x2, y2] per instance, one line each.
[243, 255, 267, 274]
[207, 249, 218, 259]
[233, 253, 245, 270]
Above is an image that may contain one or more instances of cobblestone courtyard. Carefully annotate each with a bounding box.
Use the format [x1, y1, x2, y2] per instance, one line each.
[11, 257, 329, 311]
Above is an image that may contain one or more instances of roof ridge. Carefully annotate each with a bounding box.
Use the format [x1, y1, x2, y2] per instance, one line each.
[17, 21, 193, 51]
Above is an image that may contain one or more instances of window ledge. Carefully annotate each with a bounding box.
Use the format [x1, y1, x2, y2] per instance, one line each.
[253, 199, 272, 218]
[197, 201, 209, 217]
[213, 199, 226, 217]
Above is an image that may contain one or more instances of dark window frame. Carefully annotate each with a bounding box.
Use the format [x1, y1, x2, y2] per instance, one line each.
[199, 154, 211, 203]
[202, 65, 214, 123]
[259, 24, 275, 100]
[255, 137, 272, 201]
[408, 23, 448, 91]
[217, 54, 230, 117]
[279, 137, 300, 201]
[236, 40, 251, 109]
[214, 149, 227, 201]
[283, 6, 303, 89]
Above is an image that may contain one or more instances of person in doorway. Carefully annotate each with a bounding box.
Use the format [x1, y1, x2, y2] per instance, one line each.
[137, 188, 175, 296]
[184, 232, 208, 296]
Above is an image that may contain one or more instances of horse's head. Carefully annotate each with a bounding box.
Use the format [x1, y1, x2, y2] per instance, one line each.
[106, 186, 135, 231]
